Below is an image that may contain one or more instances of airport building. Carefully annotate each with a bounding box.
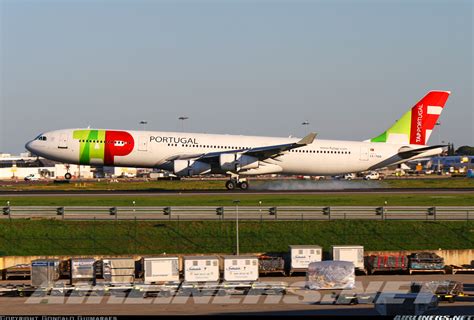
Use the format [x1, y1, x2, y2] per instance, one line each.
[408, 155, 474, 174]
[0, 153, 94, 180]
[0, 153, 151, 180]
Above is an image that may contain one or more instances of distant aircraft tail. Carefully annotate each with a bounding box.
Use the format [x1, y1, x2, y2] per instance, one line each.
[370, 91, 451, 145]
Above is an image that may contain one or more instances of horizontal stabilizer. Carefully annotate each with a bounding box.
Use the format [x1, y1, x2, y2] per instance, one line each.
[397, 145, 446, 159]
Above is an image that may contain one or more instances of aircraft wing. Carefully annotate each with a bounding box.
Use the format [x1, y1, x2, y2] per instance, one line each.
[165, 132, 317, 163]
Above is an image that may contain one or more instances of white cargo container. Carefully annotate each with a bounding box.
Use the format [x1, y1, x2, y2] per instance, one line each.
[223, 256, 259, 282]
[331, 245, 365, 269]
[289, 245, 323, 275]
[183, 256, 219, 282]
[143, 256, 180, 284]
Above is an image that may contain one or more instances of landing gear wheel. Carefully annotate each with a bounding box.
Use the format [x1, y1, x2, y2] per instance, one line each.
[65, 173, 72, 180]
[239, 181, 249, 190]
[225, 180, 236, 190]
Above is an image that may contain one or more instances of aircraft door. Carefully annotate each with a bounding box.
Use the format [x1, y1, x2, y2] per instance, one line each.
[138, 136, 148, 151]
[58, 133, 68, 149]
[359, 147, 369, 161]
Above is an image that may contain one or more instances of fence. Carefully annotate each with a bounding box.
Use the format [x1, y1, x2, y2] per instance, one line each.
[1, 206, 473, 221]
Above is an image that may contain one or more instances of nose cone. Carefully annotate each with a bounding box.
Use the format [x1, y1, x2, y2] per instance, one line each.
[25, 140, 36, 154]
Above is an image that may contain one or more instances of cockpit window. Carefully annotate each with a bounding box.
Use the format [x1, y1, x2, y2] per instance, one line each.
[35, 135, 47, 141]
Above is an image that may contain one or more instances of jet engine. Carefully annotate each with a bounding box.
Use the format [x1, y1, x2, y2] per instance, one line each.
[219, 153, 259, 172]
[173, 160, 211, 177]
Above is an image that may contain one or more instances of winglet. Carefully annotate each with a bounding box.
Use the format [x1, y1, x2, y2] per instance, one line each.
[297, 132, 317, 145]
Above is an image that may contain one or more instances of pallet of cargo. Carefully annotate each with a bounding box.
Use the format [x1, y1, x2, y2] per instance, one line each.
[366, 254, 408, 274]
[408, 252, 445, 274]
[446, 264, 474, 275]
[2, 264, 31, 280]
[258, 255, 286, 276]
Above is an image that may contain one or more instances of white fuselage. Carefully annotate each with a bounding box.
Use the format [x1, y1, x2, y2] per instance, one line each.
[25, 129, 442, 176]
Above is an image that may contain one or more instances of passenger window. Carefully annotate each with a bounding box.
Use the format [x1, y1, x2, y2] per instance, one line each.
[206, 260, 211, 266]
[193, 261, 198, 266]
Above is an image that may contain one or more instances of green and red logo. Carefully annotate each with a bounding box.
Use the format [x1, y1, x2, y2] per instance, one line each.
[73, 130, 134, 165]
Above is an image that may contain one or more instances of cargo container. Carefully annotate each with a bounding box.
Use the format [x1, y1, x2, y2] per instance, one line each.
[31, 259, 60, 288]
[289, 245, 322, 275]
[143, 257, 180, 284]
[331, 245, 365, 270]
[70, 258, 96, 285]
[183, 256, 219, 283]
[102, 258, 135, 284]
[223, 256, 259, 282]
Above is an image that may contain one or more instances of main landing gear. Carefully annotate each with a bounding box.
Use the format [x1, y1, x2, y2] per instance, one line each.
[225, 178, 249, 191]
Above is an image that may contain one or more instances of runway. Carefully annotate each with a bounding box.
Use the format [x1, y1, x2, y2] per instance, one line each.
[0, 188, 473, 197]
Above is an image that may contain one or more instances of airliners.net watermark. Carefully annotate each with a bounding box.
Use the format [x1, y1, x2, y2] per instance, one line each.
[15, 280, 466, 305]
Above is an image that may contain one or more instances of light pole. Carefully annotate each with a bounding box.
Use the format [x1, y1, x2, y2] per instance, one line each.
[178, 116, 189, 131]
[139, 121, 148, 130]
[6, 200, 10, 220]
[301, 121, 309, 137]
[233, 200, 240, 255]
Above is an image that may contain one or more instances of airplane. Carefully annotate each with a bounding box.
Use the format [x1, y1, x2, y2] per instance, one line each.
[25, 90, 450, 190]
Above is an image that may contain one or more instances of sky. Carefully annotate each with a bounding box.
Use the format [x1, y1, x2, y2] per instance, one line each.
[0, 0, 472, 154]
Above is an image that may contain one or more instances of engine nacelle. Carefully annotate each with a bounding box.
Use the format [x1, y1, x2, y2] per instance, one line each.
[219, 153, 259, 172]
[173, 160, 211, 177]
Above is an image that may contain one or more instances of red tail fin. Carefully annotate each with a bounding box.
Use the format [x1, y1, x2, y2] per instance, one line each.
[409, 91, 450, 145]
